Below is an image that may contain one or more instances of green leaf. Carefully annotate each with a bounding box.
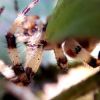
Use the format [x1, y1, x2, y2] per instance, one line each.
[46, 0, 100, 42]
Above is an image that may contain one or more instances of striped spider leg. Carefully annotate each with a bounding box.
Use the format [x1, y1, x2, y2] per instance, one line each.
[44, 42, 68, 72]
[76, 38, 100, 52]
[42, 18, 100, 70]
[6, 32, 29, 85]
[76, 38, 100, 66]
[44, 37, 100, 71]
[76, 38, 100, 59]
[51, 43, 68, 72]
[64, 38, 100, 68]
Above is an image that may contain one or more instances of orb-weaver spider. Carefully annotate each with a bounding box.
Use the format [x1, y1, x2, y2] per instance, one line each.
[0, 0, 100, 86]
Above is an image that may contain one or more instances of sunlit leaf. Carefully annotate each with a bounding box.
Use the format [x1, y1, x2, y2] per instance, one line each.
[46, 0, 100, 42]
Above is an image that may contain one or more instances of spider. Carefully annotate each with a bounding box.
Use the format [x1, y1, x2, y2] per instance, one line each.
[0, 0, 100, 86]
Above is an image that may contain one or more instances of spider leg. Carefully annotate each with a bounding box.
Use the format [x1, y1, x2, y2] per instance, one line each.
[6, 32, 20, 65]
[77, 38, 100, 66]
[24, 31, 43, 79]
[25, 44, 43, 79]
[5, 32, 30, 85]
[76, 38, 100, 52]
[64, 38, 100, 68]
[43, 42, 68, 73]
[53, 43, 68, 72]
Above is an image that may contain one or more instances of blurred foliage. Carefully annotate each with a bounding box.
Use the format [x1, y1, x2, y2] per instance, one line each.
[94, 89, 100, 100]
[46, 0, 100, 42]
[0, 77, 7, 100]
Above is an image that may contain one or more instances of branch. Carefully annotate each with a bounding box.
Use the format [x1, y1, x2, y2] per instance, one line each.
[52, 70, 100, 100]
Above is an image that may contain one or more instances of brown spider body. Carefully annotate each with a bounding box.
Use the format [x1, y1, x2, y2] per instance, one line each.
[5, 15, 100, 85]
[0, 0, 100, 86]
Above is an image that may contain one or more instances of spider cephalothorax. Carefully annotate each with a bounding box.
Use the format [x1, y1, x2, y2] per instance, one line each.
[0, 0, 100, 86]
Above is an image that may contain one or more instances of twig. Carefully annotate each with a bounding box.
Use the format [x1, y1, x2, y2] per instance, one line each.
[52, 71, 100, 100]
